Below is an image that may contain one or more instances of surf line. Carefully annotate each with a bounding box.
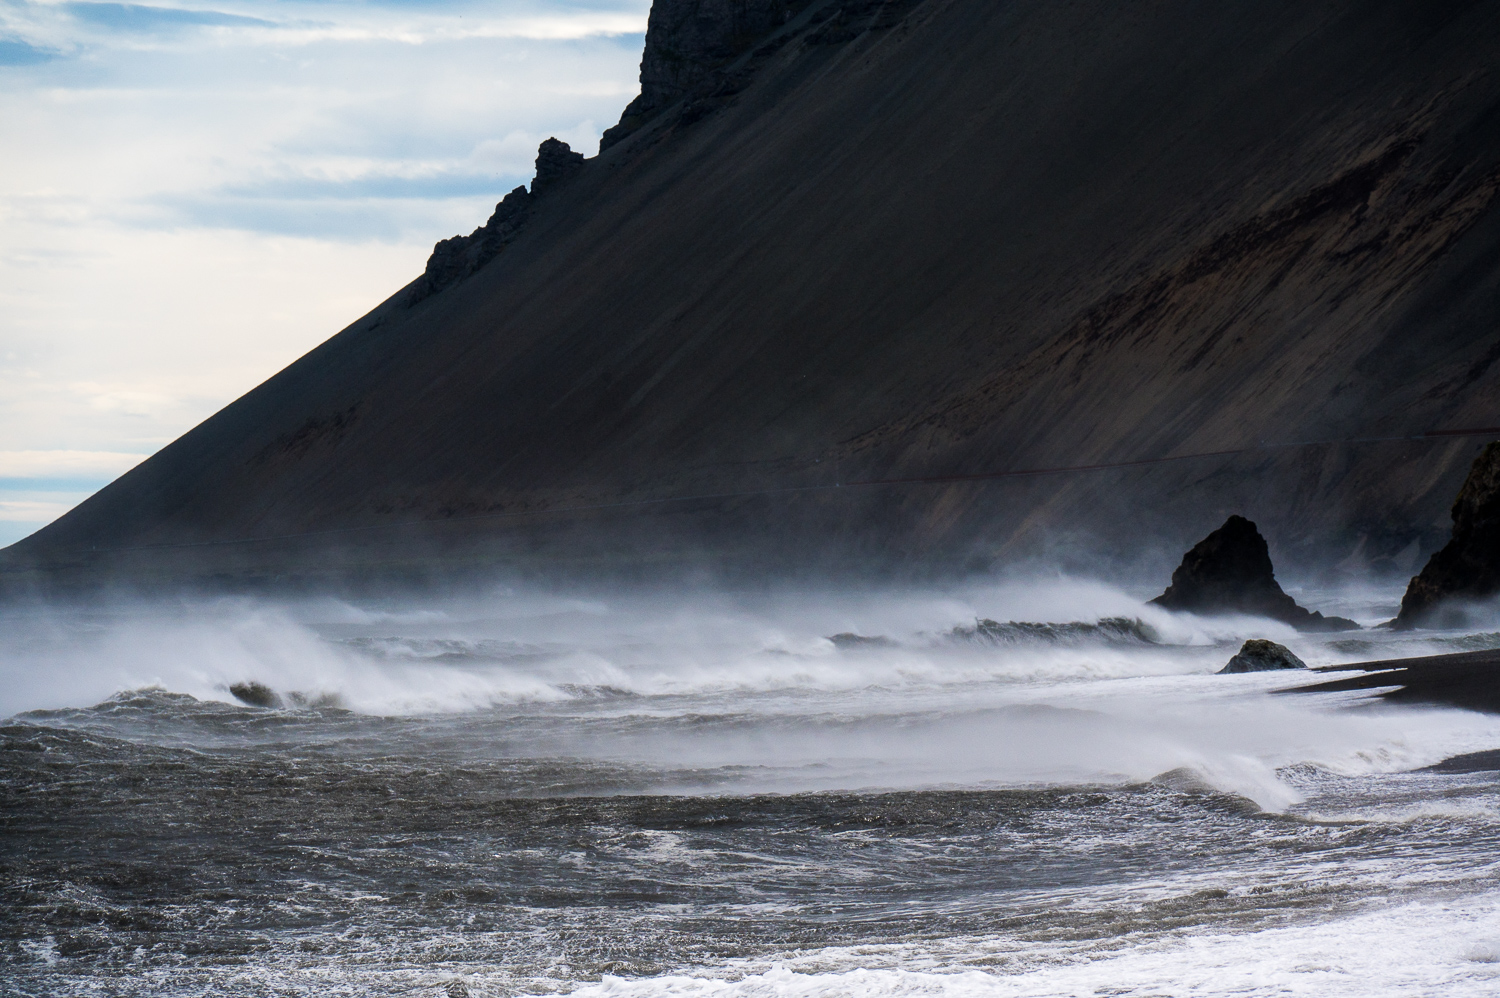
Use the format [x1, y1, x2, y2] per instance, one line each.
[87, 425, 1500, 552]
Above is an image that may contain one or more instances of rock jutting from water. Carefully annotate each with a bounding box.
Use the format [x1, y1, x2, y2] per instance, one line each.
[1217, 638, 1306, 674]
[229, 681, 282, 708]
[1150, 515, 1359, 631]
[1395, 442, 1500, 629]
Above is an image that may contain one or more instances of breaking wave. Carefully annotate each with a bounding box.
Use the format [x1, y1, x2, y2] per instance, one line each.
[947, 615, 1163, 647]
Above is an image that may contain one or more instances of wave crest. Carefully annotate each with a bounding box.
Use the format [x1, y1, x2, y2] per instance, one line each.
[949, 616, 1162, 647]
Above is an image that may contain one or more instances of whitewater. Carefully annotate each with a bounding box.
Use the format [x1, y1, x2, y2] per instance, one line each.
[4, 576, 1500, 997]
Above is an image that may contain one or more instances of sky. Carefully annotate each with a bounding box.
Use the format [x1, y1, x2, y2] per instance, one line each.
[0, 0, 649, 546]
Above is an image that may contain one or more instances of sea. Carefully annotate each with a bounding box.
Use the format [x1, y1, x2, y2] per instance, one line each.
[4, 576, 1500, 997]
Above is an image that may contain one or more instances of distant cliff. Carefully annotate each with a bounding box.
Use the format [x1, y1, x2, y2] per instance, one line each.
[5, 0, 1500, 590]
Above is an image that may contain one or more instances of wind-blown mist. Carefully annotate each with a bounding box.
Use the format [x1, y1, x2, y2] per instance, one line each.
[8, 576, 1500, 996]
[8, 577, 1500, 807]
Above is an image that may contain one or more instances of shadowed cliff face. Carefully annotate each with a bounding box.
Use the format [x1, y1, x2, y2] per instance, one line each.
[1397, 442, 1500, 627]
[5, 0, 1500, 588]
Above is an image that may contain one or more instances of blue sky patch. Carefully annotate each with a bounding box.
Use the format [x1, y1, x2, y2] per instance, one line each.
[0, 38, 59, 65]
[62, 2, 277, 31]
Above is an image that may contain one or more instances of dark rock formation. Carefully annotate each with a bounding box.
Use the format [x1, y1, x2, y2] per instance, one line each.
[1151, 516, 1359, 631]
[828, 632, 896, 648]
[1395, 443, 1500, 628]
[409, 185, 533, 305]
[601, 0, 814, 149]
[229, 681, 282, 708]
[1218, 638, 1306, 674]
[600, 0, 928, 149]
[409, 137, 586, 304]
[531, 138, 585, 196]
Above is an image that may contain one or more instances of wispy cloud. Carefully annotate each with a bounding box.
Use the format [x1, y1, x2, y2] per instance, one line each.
[3, 1, 650, 51]
[0, 496, 83, 521]
[0, 449, 146, 478]
[60, 3, 276, 31]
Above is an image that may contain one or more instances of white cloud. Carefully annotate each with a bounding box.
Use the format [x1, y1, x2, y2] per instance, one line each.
[0, 0, 648, 539]
[0, 450, 146, 478]
[0, 487, 95, 545]
[0, 498, 78, 521]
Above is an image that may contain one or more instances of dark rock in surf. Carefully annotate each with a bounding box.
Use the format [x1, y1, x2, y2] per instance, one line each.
[952, 617, 1161, 646]
[229, 681, 282, 708]
[828, 632, 896, 648]
[1217, 638, 1306, 674]
[1150, 516, 1359, 631]
[1395, 442, 1500, 629]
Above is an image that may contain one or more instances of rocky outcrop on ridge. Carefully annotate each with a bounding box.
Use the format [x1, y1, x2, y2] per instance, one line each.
[600, 0, 930, 149]
[409, 138, 587, 304]
[1151, 516, 1360, 631]
[408, 186, 533, 305]
[1396, 443, 1500, 628]
[601, 0, 814, 149]
[1217, 639, 1306, 674]
[531, 137, 585, 196]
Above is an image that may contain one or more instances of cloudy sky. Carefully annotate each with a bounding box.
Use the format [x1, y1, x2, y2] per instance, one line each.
[0, 0, 648, 545]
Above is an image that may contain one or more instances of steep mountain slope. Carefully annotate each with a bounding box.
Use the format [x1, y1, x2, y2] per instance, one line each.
[6, 0, 1500, 587]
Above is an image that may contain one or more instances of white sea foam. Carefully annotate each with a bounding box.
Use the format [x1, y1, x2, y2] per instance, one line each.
[553, 889, 1500, 997]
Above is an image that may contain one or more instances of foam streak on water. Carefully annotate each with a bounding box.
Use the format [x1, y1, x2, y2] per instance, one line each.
[3, 577, 1500, 996]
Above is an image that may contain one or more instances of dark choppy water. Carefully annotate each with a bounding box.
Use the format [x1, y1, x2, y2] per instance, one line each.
[4, 581, 1500, 996]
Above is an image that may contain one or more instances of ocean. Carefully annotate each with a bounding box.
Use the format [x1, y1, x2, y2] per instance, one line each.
[4, 577, 1500, 997]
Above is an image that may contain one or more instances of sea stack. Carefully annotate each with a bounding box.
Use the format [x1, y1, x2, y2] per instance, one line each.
[1151, 516, 1359, 631]
[1395, 443, 1500, 629]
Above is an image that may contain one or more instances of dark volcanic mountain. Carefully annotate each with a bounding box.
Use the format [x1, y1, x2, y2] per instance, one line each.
[5, 0, 1500, 587]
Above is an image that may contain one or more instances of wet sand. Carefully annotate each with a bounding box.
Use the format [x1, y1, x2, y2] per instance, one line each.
[1283, 648, 1500, 714]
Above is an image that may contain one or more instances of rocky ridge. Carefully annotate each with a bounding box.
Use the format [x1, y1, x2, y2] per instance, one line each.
[412, 2, 930, 305]
[408, 138, 585, 304]
[600, 0, 930, 150]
